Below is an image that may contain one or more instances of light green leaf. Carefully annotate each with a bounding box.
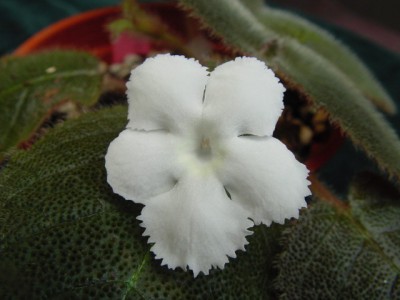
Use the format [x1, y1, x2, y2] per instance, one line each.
[240, 0, 395, 113]
[179, 0, 400, 180]
[0, 106, 281, 299]
[0, 50, 103, 158]
[277, 174, 400, 299]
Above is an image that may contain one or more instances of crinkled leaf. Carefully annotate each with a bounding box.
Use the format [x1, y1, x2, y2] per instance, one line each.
[179, 0, 400, 181]
[0, 106, 281, 299]
[0, 50, 102, 158]
[277, 174, 400, 299]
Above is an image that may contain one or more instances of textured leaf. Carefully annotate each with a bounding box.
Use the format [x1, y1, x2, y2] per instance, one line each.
[277, 175, 400, 299]
[240, 0, 395, 113]
[179, 0, 400, 180]
[0, 106, 281, 299]
[349, 173, 400, 269]
[0, 50, 102, 157]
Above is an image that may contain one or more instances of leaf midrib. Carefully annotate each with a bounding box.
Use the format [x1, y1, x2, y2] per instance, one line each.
[346, 210, 400, 272]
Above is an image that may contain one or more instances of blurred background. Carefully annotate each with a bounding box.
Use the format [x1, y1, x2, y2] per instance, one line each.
[1, 0, 400, 54]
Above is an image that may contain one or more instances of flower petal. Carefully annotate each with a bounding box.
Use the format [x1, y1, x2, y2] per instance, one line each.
[138, 174, 253, 277]
[126, 54, 209, 133]
[218, 136, 310, 225]
[105, 129, 181, 203]
[203, 57, 285, 137]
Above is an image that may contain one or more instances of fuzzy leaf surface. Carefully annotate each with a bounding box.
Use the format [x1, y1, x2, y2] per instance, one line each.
[0, 106, 280, 299]
[0, 50, 102, 157]
[277, 175, 400, 299]
[240, 0, 395, 113]
[179, 0, 400, 180]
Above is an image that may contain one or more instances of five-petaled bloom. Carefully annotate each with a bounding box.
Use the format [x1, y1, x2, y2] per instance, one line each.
[105, 54, 311, 277]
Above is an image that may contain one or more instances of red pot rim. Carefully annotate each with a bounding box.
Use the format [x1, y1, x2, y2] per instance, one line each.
[13, 6, 121, 62]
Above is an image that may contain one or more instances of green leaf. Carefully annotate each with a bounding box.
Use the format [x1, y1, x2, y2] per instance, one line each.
[179, 0, 400, 180]
[349, 173, 400, 269]
[240, 0, 396, 113]
[0, 106, 281, 299]
[0, 50, 103, 158]
[179, 0, 273, 54]
[277, 175, 400, 299]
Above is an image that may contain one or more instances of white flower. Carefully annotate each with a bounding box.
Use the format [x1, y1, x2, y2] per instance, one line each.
[105, 54, 311, 277]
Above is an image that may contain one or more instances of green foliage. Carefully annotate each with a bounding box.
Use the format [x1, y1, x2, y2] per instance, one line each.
[277, 174, 400, 299]
[349, 173, 400, 269]
[0, 50, 102, 158]
[180, 0, 272, 54]
[240, 0, 395, 113]
[179, 0, 400, 181]
[0, 106, 281, 299]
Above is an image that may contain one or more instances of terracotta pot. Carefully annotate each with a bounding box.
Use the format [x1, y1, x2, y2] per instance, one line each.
[13, 4, 343, 171]
[14, 7, 121, 63]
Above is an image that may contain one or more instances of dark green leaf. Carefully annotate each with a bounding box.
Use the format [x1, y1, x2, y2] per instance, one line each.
[349, 173, 400, 269]
[0, 106, 281, 299]
[277, 175, 400, 299]
[0, 50, 102, 158]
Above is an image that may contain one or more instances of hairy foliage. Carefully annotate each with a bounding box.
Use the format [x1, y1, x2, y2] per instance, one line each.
[240, 0, 395, 113]
[0, 51, 102, 158]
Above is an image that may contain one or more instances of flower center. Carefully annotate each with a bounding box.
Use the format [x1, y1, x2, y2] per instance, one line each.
[197, 137, 212, 160]
[177, 120, 227, 176]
